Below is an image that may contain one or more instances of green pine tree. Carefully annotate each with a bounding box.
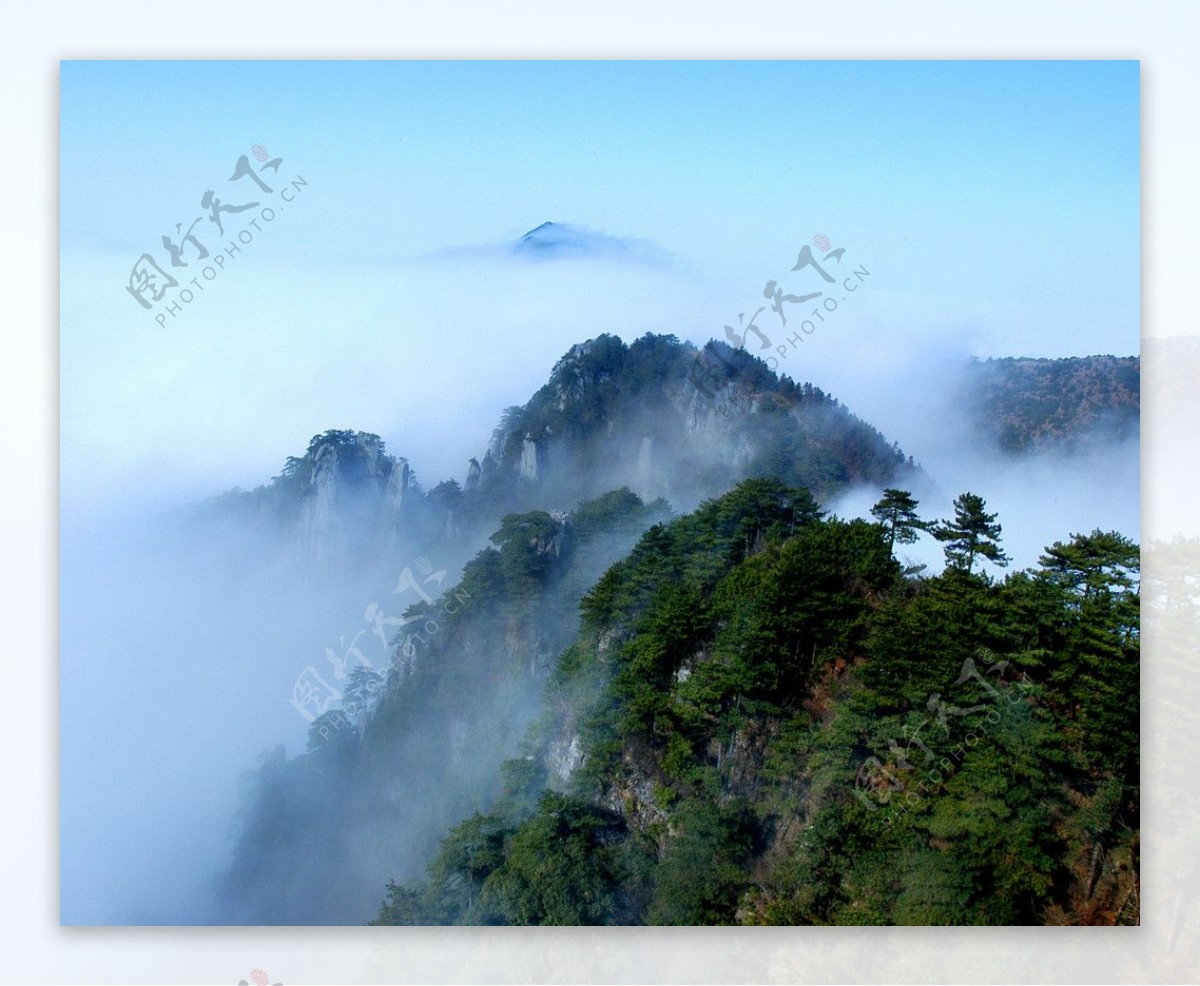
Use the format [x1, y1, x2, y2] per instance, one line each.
[933, 493, 1010, 575]
[870, 488, 927, 553]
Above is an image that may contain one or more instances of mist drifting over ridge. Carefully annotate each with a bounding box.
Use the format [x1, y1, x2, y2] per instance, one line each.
[61, 325, 1138, 924]
[56, 58, 1141, 937]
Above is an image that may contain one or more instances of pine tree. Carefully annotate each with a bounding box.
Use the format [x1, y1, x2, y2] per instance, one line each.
[870, 488, 926, 553]
[933, 492, 1010, 574]
[1039, 529, 1139, 602]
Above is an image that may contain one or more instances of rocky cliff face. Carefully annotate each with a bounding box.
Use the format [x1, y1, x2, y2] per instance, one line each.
[519, 437, 541, 482]
[457, 333, 912, 516]
[206, 429, 420, 570]
[301, 440, 341, 562]
[294, 431, 413, 564]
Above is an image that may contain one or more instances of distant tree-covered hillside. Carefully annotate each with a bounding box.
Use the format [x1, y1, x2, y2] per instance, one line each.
[965, 355, 1139, 453]
[193, 334, 916, 571]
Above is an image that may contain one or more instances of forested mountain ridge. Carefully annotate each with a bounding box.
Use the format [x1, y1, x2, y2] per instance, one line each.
[198, 343, 1145, 578]
[213, 334, 922, 922]
[374, 480, 1139, 926]
[195, 334, 915, 577]
[441, 332, 914, 532]
[219, 488, 672, 923]
[211, 335, 1140, 926]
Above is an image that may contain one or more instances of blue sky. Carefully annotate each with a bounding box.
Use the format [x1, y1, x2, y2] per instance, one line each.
[60, 60, 1140, 502]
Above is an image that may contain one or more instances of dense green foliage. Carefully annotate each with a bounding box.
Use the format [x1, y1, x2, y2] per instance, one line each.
[375, 481, 1139, 926]
[871, 488, 927, 552]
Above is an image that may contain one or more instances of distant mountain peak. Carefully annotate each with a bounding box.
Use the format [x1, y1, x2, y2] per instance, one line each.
[509, 221, 676, 268]
[520, 221, 561, 240]
[513, 221, 590, 256]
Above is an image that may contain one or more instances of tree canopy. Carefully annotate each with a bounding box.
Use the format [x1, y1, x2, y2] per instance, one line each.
[933, 492, 1011, 574]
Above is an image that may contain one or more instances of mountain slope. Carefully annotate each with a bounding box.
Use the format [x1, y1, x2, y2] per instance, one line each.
[203, 333, 916, 573]
[218, 487, 672, 923]
[374, 480, 1139, 926]
[455, 332, 913, 522]
[213, 334, 917, 923]
[212, 337, 1139, 926]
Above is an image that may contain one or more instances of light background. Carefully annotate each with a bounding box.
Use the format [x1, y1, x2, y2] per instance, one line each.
[4, 0, 1198, 982]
